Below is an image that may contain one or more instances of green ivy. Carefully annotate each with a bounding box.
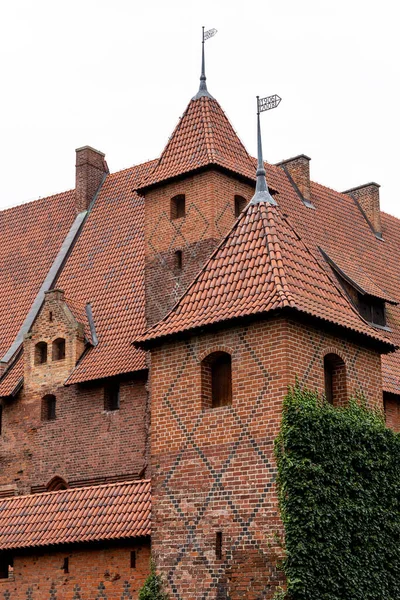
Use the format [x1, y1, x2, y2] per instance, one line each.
[139, 559, 169, 600]
[274, 385, 400, 600]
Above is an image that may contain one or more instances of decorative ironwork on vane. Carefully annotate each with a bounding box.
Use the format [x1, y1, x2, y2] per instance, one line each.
[193, 26, 218, 100]
[251, 94, 282, 205]
[258, 94, 282, 112]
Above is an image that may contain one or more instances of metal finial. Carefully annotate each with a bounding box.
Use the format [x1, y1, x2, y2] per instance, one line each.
[251, 94, 282, 205]
[193, 27, 217, 100]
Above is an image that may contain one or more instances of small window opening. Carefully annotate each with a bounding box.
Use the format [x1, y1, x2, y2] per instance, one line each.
[52, 338, 66, 361]
[34, 342, 48, 365]
[0, 554, 13, 579]
[324, 354, 347, 406]
[130, 551, 136, 569]
[62, 557, 69, 574]
[171, 194, 186, 220]
[215, 532, 222, 560]
[234, 195, 247, 218]
[49, 311, 53, 322]
[104, 381, 120, 411]
[202, 352, 232, 409]
[46, 476, 68, 492]
[41, 394, 56, 421]
[175, 250, 183, 271]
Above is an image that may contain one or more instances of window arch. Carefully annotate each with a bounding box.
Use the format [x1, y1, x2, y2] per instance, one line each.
[234, 195, 247, 218]
[52, 338, 66, 361]
[170, 194, 186, 220]
[202, 352, 232, 409]
[34, 342, 48, 365]
[41, 394, 56, 421]
[324, 353, 347, 406]
[46, 476, 68, 492]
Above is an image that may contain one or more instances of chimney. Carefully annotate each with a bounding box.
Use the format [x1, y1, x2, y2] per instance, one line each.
[276, 154, 312, 206]
[44, 289, 65, 303]
[75, 146, 108, 213]
[343, 183, 382, 238]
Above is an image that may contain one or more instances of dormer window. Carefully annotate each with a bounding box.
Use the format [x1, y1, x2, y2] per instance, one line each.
[34, 342, 48, 365]
[171, 194, 186, 220]
[358, 295, 386, 327]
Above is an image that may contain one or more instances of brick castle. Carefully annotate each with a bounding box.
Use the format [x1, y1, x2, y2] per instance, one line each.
[0, 37, 399, 599]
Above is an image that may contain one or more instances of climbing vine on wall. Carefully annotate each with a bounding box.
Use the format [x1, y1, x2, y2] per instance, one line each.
[275, 385, 400, 600]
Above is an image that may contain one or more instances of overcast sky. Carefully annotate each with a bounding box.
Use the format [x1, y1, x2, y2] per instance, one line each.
[0, 0, 398, 217]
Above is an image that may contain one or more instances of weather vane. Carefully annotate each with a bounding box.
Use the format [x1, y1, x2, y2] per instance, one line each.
[251, 94, 282, 204]
[194, 26, 217, 99]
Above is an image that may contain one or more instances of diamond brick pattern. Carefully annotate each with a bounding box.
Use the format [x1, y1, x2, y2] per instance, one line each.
[0, 480, 151, 550]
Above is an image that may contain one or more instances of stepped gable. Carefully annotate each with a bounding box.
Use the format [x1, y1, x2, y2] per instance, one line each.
[61, 160, 157, 384]
[0, 479, 151, 550]
[137, 95, 256, 191]
[136, 199, 394, 349]
[0, 191, 76, 360]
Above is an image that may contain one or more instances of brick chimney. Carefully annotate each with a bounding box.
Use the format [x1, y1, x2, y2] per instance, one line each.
[75, 146, 108, 213]
[276, 154, 312, 206]
[343, 183, 382, 238]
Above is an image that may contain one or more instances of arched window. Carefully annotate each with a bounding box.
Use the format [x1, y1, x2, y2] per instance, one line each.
[52, 338, 66, 361]
[202, 352, 232, 409]
[41, 394, 56, 421]
[170, 194, 186, 220]
[46, 476, 68, 492]
[324, 354, 347, 406]
[34, 342, 48, 365]
[234, 195, 247, 218]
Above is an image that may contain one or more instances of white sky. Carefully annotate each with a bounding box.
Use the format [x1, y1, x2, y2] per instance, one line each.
[0, 0, 399, 217]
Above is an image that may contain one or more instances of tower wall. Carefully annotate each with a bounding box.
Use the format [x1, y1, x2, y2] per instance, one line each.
[149, 317, 382, 599]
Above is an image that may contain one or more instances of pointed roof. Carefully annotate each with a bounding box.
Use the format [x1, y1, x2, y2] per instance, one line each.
[135, 201, 395, 350]
[137, 95, 256, 191]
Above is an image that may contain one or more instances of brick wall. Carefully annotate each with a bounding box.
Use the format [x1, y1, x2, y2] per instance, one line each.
[0, 542, 150, 600]
[149, 316, 383, 599]
[144, 170, 253, 325]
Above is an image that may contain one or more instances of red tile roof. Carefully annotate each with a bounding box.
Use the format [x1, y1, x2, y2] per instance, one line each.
[135, 201, 393, 350]
[0, 480, 151, 550]
[61, 161, 157, 384]
[0, 355, 23, 397]
[0, 191, 76, 359]
[137, 96, 256, 190]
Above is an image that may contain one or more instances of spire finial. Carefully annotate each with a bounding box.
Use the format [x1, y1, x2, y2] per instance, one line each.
[251, 94, 282, 205]
[193, 27, 217, 100]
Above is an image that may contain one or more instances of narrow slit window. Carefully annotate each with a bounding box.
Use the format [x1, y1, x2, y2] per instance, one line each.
[175, 250, 183, 271]
[171, 194, 186, 220]
[34, 342, 48, 365]
[216, 532, 222, 560]
[104, 381, 120, 411]
[62, 557, 69, 574]
[0, 555, 13, 579]
[130, 551, 136, 569]
[41, 395, 56, 421]
[234, 195, 247, 218]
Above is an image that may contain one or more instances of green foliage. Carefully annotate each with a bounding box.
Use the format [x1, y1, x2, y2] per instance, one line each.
[275, 385, 400, 600]
[139, 560, 169, 600]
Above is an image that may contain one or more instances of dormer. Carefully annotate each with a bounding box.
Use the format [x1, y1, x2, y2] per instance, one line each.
[24, 289, 95, 392]
[320, 248, 397, 329]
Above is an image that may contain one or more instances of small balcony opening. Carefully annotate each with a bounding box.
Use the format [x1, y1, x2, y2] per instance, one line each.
[52, 338, 66, 361]
[34, 341, 48, 365]
[171, 194, 186, 220]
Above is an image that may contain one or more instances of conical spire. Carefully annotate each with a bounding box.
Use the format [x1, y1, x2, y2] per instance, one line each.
[193, 26, 215, 100]
[251, 96, 276, 205]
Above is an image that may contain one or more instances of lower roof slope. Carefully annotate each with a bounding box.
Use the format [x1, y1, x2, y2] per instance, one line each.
[0, 480, 151, 551]
[136, 199, 393, 350]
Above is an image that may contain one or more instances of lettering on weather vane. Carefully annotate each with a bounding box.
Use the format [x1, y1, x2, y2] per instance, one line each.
[258, 94, 282, 113]
[203, 28, 217, 42]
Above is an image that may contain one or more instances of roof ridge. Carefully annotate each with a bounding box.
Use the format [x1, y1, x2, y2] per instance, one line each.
[201, 96, 215, 162]
[259, 205, 296, 308]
